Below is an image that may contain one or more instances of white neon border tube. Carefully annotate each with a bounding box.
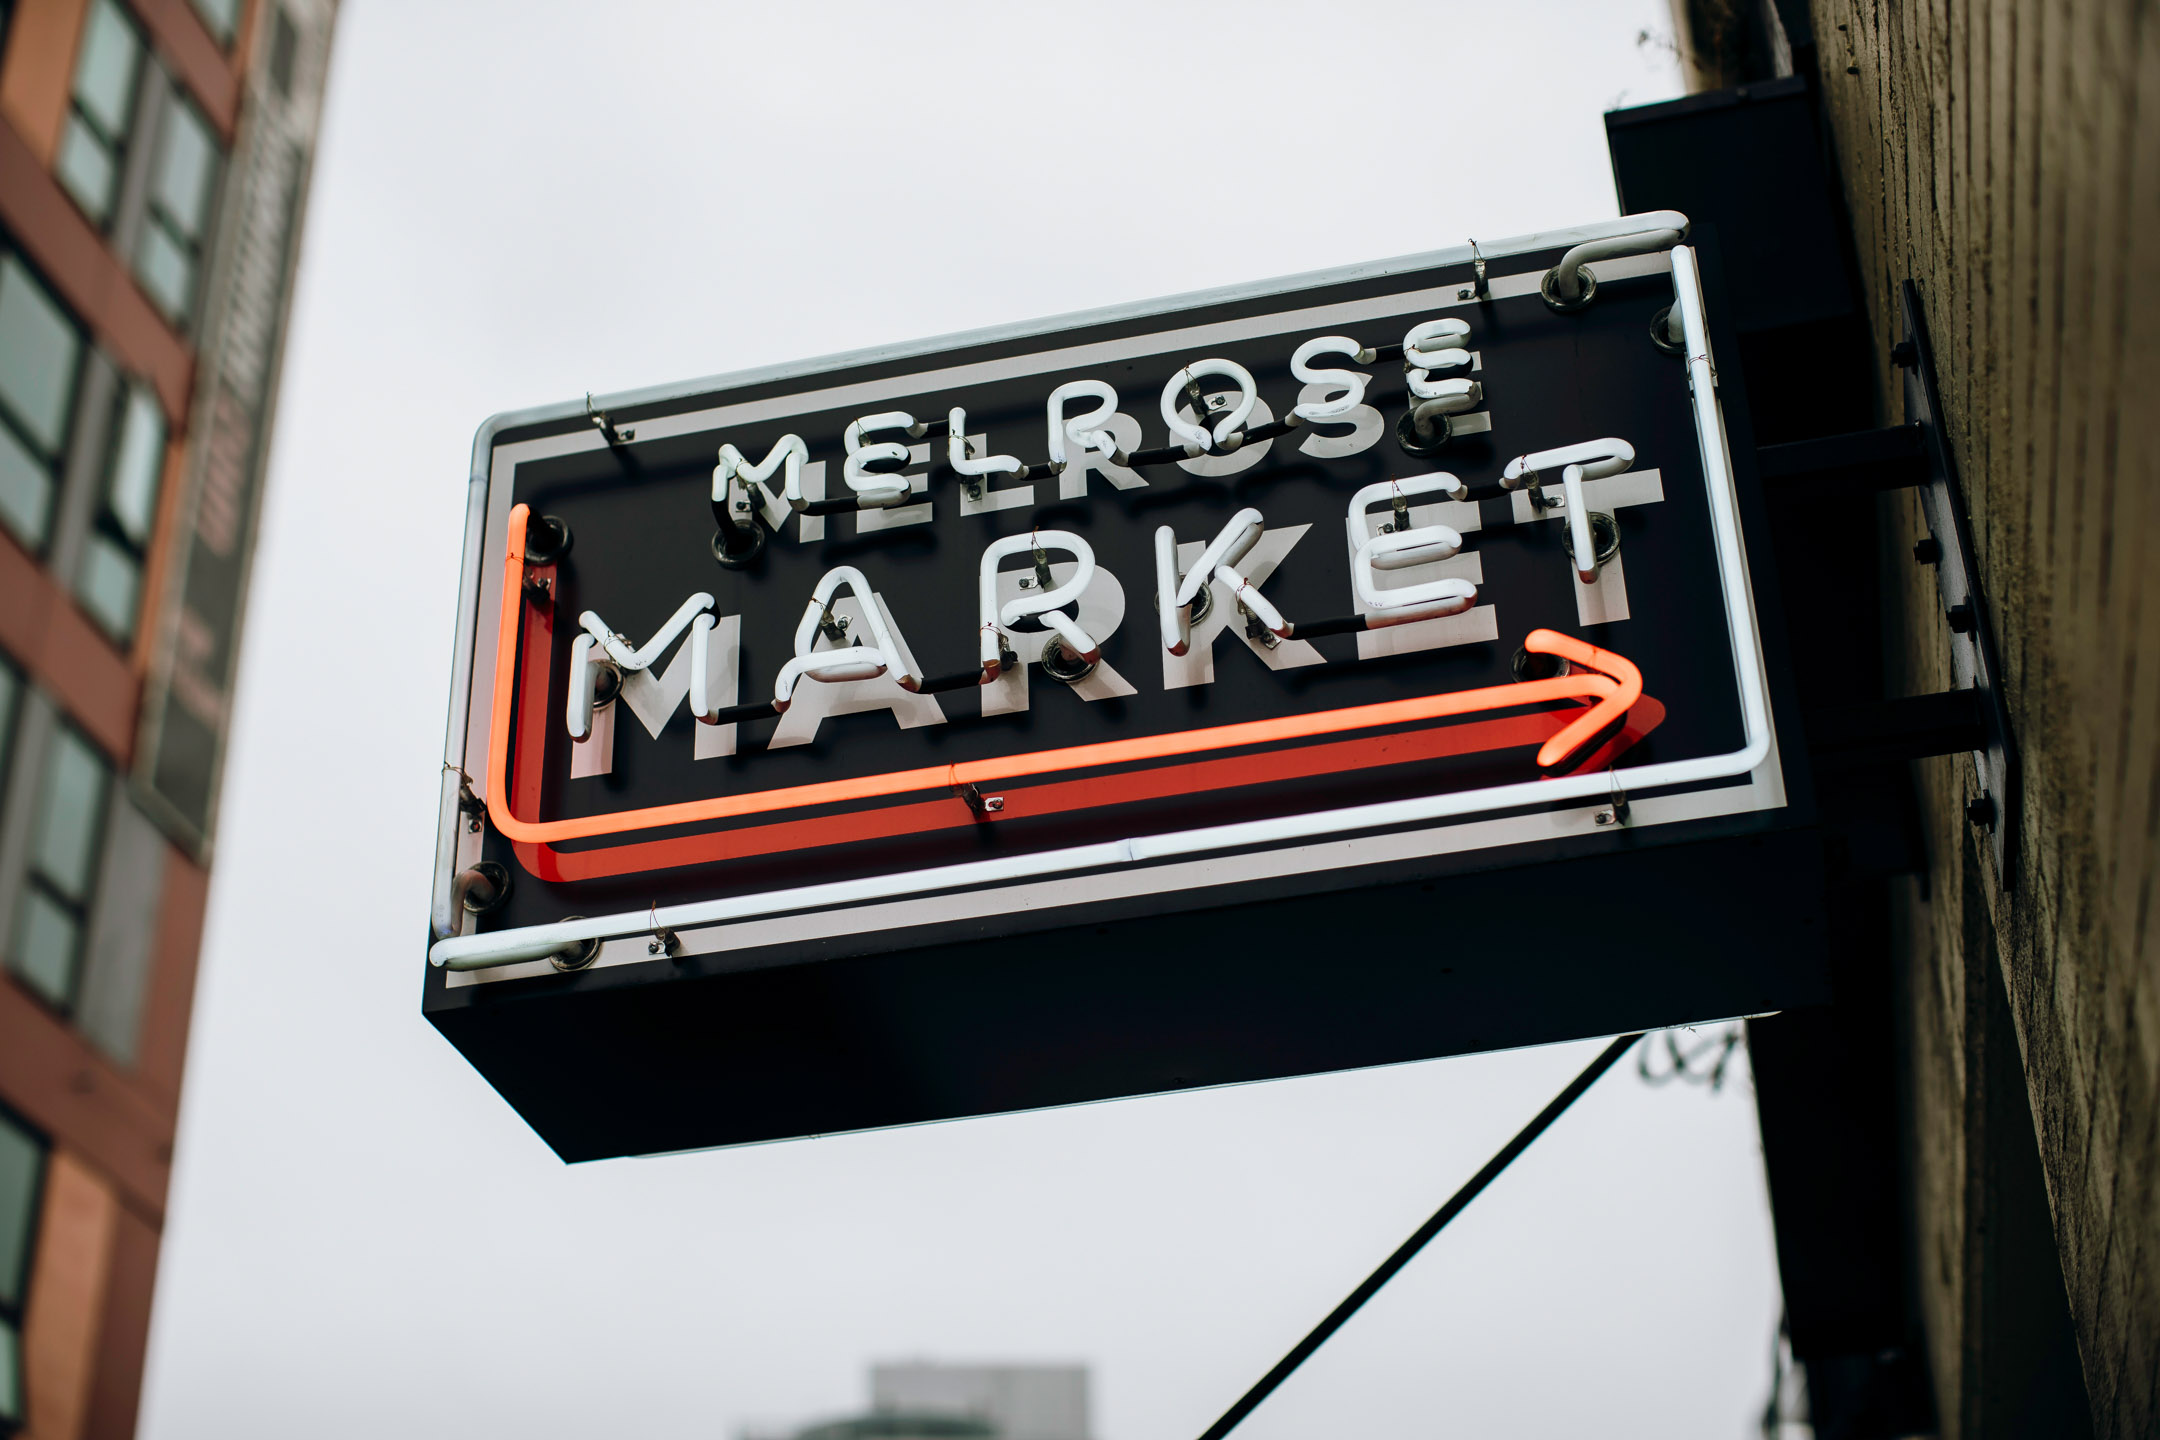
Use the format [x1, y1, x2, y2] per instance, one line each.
[431, 244, 1769, 970]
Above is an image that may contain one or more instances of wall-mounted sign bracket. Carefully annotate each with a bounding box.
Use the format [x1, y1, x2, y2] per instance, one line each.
[1894, 281, 2020, 888]
[1748, 286, 2021, 889]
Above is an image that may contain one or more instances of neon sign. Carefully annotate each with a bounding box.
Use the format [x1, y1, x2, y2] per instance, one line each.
[430, 219, 1779, 978]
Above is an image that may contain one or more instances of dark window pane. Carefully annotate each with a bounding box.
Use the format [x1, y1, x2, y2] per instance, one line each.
[0, 1317, 20, 1429]
[77, 532, 141, 640]
[150, 100, 216, 240]
[10, 886, 82, 1007]
[190, 0, 239, 46]
[269, 6, 299, 97]
[31, 728, 108, 899]
[71, 0, 141, 141]
[56, 114, 118, 222]
[0, 418, 52, 548]
[0, 1110, 40, 1310]
[0, 256, 84, 456]
[106, 384, 164, 543]
[0, 661, 18, 763]
[135, 219, 193, 321]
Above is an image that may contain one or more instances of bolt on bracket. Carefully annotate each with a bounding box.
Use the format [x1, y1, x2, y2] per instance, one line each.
[1895, 281, 2021, 888]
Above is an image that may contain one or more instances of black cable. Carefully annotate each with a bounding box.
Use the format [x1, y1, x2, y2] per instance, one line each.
[1193, 1032, 1644, 1440]
[917, 669, 989, 695]
[696, 699, 779, 727]
[1286, 613, 1369, 640]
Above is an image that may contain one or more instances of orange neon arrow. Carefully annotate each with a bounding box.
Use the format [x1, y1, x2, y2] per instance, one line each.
[1519, 628, 1644, 769]
[484, 505, 1648, 849]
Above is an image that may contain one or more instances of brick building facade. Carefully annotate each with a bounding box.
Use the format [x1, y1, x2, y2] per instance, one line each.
[0, 1, 331, 1434]
[1655, 2, 2158, 1436]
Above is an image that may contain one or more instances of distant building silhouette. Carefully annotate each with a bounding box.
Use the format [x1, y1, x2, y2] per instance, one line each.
[754, 1361, 1091, 1440]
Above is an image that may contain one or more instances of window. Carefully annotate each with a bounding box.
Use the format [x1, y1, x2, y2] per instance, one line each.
[268, 5, 298, 99]
[0, 252, 86, 551]
[76, 382, 166, 642]
[55, 0, 144, 227]
[189, 0, 239, 48]
[8, 726, 110, 1011]
[0, 657, 18, 778]
[0, 1107, 43, 1435]
[134, 93, 220, 324]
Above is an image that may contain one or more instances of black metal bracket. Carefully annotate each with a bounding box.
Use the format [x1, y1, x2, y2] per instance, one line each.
[1896, 282, 2020, 887]
[1801, 690, 1985, 772]
[1750, 288, 2021, 887]
[1757, 421, 1927, 500]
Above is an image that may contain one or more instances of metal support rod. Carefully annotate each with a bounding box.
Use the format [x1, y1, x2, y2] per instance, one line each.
[1802, 690, 1987, 770]
[1755, 423, 1928, 499]
[1194, 1032, 1643, 1440]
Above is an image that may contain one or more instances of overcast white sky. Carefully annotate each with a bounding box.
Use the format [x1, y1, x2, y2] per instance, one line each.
[131, 5, 1785, 1437]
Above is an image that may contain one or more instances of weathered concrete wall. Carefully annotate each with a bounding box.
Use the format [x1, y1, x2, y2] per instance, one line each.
[1807, 2, 2160, 1435]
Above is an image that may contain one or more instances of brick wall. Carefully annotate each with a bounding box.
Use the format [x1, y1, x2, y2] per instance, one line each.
[1807, 2, 2160, 1435]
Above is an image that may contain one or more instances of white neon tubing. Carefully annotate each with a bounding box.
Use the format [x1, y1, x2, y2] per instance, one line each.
[716, 434, 808, 510]
[1153, 510, 1261, 656]
[1036, 608, 1101, 664]
[1548, 209, 1689, 301]
[1045, 380, 1122, 469]
[1217, 566, 1289, 638]
[1504, 438, 1635, 585]
[1289, 336, 1374, 422]
[689, 613, 717, 721]
[994, 539, 1094, 628]
[1353, 531, 1476, 614]
[1402, 317, 1473, 402]
[577, 593, 714, 673]
[1502, 438, 1638, 483]
[1348, 475, 1468, 544]
[979, 531, 1101, 673]
[1408, 380, 1483, 432]
[1160, 358, 1258, 454]
[1361, 598, 1473, 630]
[566, 632, 599, 741]
[774, 650, 892, 707]
[843, 412, 922, 507]
[946, 407, 1025, 479]
[773, 566, 916, 709]
[1366, 530, 1465, 570]
[1154, 525, 1188, 656]
[429, 241, 1775, 976]
[1181, 510, 1264, 606]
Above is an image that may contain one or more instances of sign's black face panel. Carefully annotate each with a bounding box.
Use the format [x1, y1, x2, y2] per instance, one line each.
[429, 228, 1826, 1160]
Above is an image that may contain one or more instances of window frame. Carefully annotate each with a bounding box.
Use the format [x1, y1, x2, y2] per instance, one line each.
[188, 0, 239, 50]
[0, 241, 89, 556]
[54, 0, 148, 230]
[133, 84, 223, 328]
[9, 721, 113, 1016]
[0, 1102, 45, 1438]
[74, 378, 166, 644]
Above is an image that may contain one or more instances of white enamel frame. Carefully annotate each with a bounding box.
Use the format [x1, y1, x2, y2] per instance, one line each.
[431, 229, 1771, 969]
